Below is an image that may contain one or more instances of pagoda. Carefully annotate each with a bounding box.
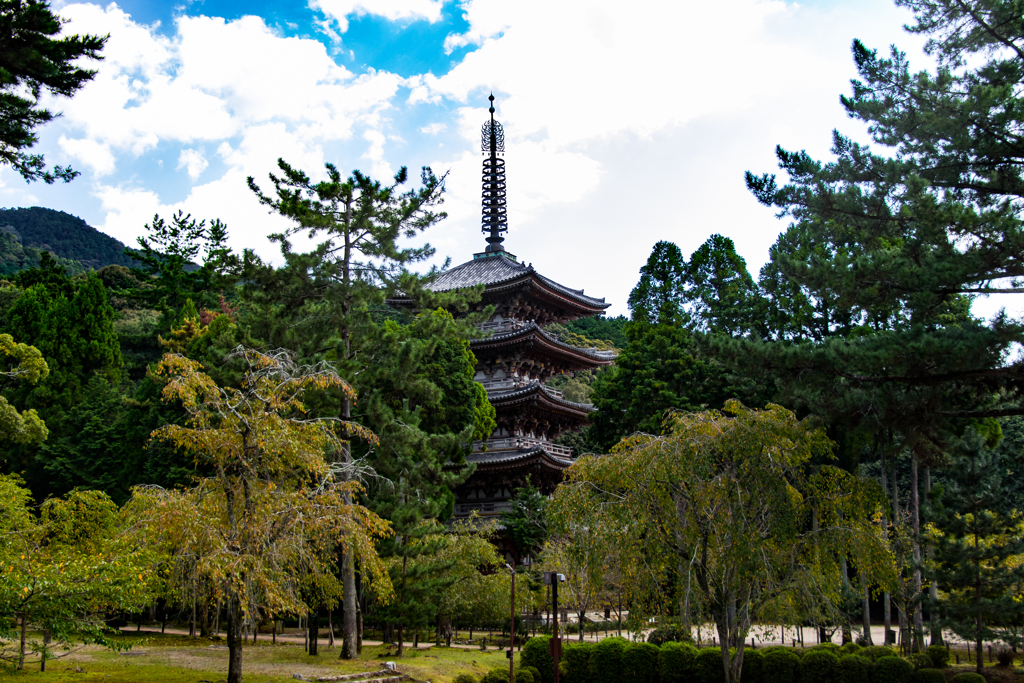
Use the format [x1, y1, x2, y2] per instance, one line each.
[391, 95, 613, 527]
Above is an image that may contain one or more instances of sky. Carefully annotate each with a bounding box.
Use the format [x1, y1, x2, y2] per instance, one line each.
[1, 0, 967, 318]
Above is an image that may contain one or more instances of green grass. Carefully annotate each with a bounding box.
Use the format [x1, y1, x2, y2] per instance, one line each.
[0, 631, 521, 683]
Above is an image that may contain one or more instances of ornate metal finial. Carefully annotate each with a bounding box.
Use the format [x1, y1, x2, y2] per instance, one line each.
[481, 94, 507, 252]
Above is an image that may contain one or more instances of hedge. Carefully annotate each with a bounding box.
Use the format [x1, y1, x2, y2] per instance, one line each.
[522, 636, 554, 683]
[907, 653, 933, 671]
[742, 648, 765, 683]
[763, 647, 802, 683]
[926, 645, 950, 669]
[951, 674, 986, 683]
[588, 637, 628, 683]
[523, 665, 542, 683]
[874, 656, 914, 683]
[911, 669, 945, 683]
[838, 654, 872, 683]
[842, 642, 864, 656]
[452, 675, 477, 683]
[482, 669, 514, 683]
[517, 670, 535, 683]
[862, 646, 900, 661]
[659, 642, 699, 683]
[560, 641, 594, 683]
[696, 647, 727, 683]
[623, 642, 660, 683]
[802, 648, 840, 683]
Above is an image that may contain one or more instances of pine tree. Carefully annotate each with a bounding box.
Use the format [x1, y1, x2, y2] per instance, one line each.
[627, 241, 688, 326]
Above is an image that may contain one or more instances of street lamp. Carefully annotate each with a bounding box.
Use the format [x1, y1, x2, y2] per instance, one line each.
[505, 562, 516, 683]
[543, 571, 566, 683]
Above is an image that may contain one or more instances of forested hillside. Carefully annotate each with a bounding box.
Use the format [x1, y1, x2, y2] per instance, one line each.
[0, 206, 136, 274]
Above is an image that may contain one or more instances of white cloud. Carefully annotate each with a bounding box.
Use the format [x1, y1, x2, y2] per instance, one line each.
[177, 148, 208, 179]
[312, 0, 445, 33]
[419, 122, 446, 135]
[58, 136, 117, 175]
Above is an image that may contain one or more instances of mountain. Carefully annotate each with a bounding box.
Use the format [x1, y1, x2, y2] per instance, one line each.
[0, 207, 136, 276]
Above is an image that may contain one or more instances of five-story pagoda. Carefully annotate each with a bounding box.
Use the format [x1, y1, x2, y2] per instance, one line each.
[391, 95, 614, 523]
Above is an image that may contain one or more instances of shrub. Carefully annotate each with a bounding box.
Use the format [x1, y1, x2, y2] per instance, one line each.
[521, 637, 554, 683]
[523, 665, 542, 683]
[742, 648, 765, 683]
[814, 642, 842, 652]
[874, 656, 914, 683]
[482, 669, 513, 683]
[560, 641, 594, 683]
[623, 642, 660, 683]
[802, 648, 840, 683]
[925, 646, 949, 669]
[911, 669, 945, 683]
[838, 654, 872, 683]
[517, 670, 535, 683]
[763, 647, 801, 683]
[659, 642, 699, 683]
[908, 653, 934, 671]
[452, 675, 477, 683]
[588, 637, 628, 683]
[997, 649, 1014, 667]
[696, 646, 727, 683]
[843, 643, 865, 656]
[648, 624, 695, 646]
[862, 646, 899, 662]
[951, 674, 986, 683]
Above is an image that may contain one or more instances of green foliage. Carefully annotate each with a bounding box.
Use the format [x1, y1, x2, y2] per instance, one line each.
[517, 669, 535, 683]
[521, 636, 554, 683]
[452, 674, 478, 683]
[628, 240, 688, 325]
[801, 648, 839, 683]
[861, 646, 898, 662]
[912, 669, 945, 683]
[842, 643, 864, 656]
[482, 668, 514, 683]
[907, 653, 933, 671]
[0, 207, 136, 269]
[587, 637, 627, 683]
[560, 641, 594, 683]
[685, 234, 764, 337]
[951, 674, 985, 683]
[622, 641, 660, 683]
[647, 624, 694, 646]
[763, 647, 801, 683]
[925, 645, 949, 669]
[522, 665, 542, 683]
[837, 654, 872, 683]
[695, 647, 727, 683]
[500, 483, 548, 563]
[0, 2, 106, 183]
[873, 656, 914, 683]
[0, 332, 48, 445]
[658, 641, 698, 683]
[742, 649, 764, 683]
[561, 314, 628, 349]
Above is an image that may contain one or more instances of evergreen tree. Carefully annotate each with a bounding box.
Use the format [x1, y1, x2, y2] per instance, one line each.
[500, 482, 549, 564]
[627, 241, 688, 326]
[0, 0, 106, 182]
[684, 234, 765, 337]
[929, 429, 1024, 671]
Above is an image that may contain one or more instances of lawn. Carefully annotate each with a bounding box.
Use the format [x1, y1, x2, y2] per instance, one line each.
[0, 632, 521, 683]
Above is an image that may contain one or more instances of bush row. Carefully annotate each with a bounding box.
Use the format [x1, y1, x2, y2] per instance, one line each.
[515, 637, 953, 683]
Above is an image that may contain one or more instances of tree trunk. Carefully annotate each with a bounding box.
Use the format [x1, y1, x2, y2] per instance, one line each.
[397, 622, 405, 656]
[924, 466, 942, 645]
[340, 548, 358, 659]
[18, 612, 26, 670]
[308, 608, 319, 656]
[226, 594, 244, 683]
[862, 579, 874, 645]
[911, 454, 924, 652]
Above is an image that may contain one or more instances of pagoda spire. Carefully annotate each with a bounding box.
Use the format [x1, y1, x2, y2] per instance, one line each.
[480, 93, 507, 253]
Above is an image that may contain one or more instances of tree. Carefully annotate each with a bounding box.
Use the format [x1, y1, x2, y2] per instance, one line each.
[684, 235, 764, 337]
[0, 475, 153, 671]
[0, 0, 106, 183]
[928, 429, 1024, 672]
[500, 482, 549, 565]
[125, 348, 393, 683]
[550, 401, 893, 683]
[0, 332, 47, 444]
[627, 241, 688, 326]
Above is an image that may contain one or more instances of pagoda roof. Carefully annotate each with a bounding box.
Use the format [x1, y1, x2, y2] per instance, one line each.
[428, 255, 608, 309]
[488, 381, 595, 417]
[466, 445, 573, 472]
[472, 322, 616, 365]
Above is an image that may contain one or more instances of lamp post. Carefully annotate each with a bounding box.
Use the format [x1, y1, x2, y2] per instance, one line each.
[506, 562, 516, 683]
[544, 571, 565, 683]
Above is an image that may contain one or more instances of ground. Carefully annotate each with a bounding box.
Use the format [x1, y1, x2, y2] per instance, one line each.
[0, 632, 520, 683]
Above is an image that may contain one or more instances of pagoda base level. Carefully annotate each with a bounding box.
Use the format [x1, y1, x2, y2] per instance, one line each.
[452, 446, 571, 519]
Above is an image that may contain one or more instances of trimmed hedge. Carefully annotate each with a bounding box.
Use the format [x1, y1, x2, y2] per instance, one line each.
[764, 647, 802, 683]
[623, 642, 660, 683]
[588, 637, 628, 683]
[838, 654, 873, 683]
[951, 674, 986, 683]
[742, 648, 765, 683]
[926, 645, 950, 669]
[911, 669, 945, 683]
[659, 642, 699, 683]
[874, 656, 914, 683]
[842, 643, 865, 656]
[908, 653, 933, 671]
[802, 648, 840, 683]
[482, 669, 514, 683]
[452, 675, 477, 683]
[560, 641, 594, 683]
[862, 646, 900, 662]
[523, 666, 542, 683]
[517, 670, 535, 683]
[696, 647, 726, 683]
[522, 637, 554, 683]
[814, 642, 842, 652]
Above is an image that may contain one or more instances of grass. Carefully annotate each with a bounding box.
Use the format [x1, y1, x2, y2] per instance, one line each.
[0, 631, 523, 683]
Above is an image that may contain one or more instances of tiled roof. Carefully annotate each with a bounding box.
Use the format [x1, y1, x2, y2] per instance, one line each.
[472, 323, 617, 362]
[467, 446, 573, 468]
[426, 255, 609, 309]
[487, 381, 596, 412]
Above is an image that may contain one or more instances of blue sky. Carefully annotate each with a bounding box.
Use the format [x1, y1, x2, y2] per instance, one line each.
[13, 0, 1002, 319]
